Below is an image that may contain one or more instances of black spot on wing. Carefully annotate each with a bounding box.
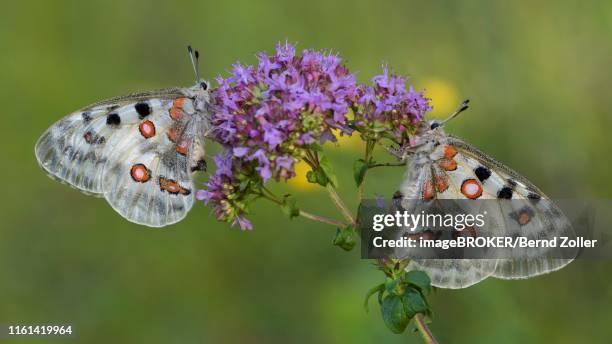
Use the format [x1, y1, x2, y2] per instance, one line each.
[474, 166, 491, 182]
[393, 191, 404, 200]
[135, 102, 151, 118]
[106, 113, 121, 126]
[497, 187, 513, 199]
[191, 159, 207, 172]
[527, 192, 541, 202]
[81, 111, 92, 123]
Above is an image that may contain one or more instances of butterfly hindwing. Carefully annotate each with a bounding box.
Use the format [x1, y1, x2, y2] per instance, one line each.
[399, 153, 498, 289]
[101, 97, 208, 227]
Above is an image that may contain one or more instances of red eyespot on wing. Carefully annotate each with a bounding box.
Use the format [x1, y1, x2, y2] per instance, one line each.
[444, 145, 457, 158]
[159, 177, 190, 195]
[439, 158, 457, 171]
[461, 179, 483, 199]
[518, 211, 531, 225]
[130, 164, 151, 183]
[422, 180, 435, 200]
[453, 226, 477, 239]
[173, 98, 186, 108]
[435, 175, 449, 192]
[167, 127, 179, 142]
[176, 139, 189, 155]
[139, 120, 156, 138]
[169, 97, 187, 120]
[169, 108, 183, 120]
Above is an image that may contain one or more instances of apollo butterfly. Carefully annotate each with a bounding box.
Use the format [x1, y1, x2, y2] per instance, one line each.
[393, 101, 577, 288]
[35, 47, 211, 227]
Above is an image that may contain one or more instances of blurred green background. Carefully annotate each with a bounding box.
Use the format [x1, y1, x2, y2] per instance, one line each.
[1, 0, 611, 343]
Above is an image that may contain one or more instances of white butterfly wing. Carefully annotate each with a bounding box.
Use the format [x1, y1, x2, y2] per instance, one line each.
[401, 137, 575, 288]
[35, 90, 209, 227]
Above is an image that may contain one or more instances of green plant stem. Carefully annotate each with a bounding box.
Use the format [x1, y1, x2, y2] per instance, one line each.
[325, 183, 355, 225]
[298, 210, 346, 227]
[357, 139, 376, 201]
[258, 189, 346, 227]
[414, 314, 438, 344]
[369, 162, 405, 168]
[260, 187, 283, 204]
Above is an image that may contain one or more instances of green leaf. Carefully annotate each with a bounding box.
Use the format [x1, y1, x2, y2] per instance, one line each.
[401, 287, 428, 319]
[381, 294, 410, 334]
[363, 283, 385, 313]
[404, 270, 432, 294]
[280, 194, 300, 219]
[238, 180, 250, 192]
[353, 159, 369, 187]
[332, 225, 356, 251]
[307, 143, 324, 152]
[306, 170, 317, 184]
[319, 155, 338, 187]
[385, 277, 404, 296]
[306, 169, 328, 186]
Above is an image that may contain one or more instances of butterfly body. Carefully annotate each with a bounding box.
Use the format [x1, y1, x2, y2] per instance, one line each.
[397, 119, 576, 288]
[35, 81, 212, 227]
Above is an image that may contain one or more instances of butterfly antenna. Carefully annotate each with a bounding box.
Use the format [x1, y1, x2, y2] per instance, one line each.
[440, 99, 470, 126]
[187, 45, 201, 82]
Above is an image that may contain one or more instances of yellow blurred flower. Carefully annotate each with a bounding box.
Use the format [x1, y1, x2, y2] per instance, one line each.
[288, 160, 317, 190]
[420, 78, 459, 118]
[333, 129, 364, 150]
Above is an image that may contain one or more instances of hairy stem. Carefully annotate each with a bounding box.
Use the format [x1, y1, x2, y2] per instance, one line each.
[325, 184, 355, 225]
[357, 139, 376, 201]
[369, 162, 405, 168]
[298, 210, 346, 227]
[258, 189, 346, 227]
[414, 314, 438, 344]
[260, 187, 283, 204]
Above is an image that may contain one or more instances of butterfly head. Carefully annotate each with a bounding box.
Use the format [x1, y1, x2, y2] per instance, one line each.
[185, 79, 212, 111]
[198, 79, 209, 91]
[409, 120, 447, 152]
[405, 100, 470, 154]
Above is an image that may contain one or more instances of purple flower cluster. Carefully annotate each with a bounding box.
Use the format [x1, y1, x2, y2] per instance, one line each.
[213, 42, 359, 182]
[196, 153, 254, 230]
[199, 42, 359, 229]
[354, 66, 431, 144]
